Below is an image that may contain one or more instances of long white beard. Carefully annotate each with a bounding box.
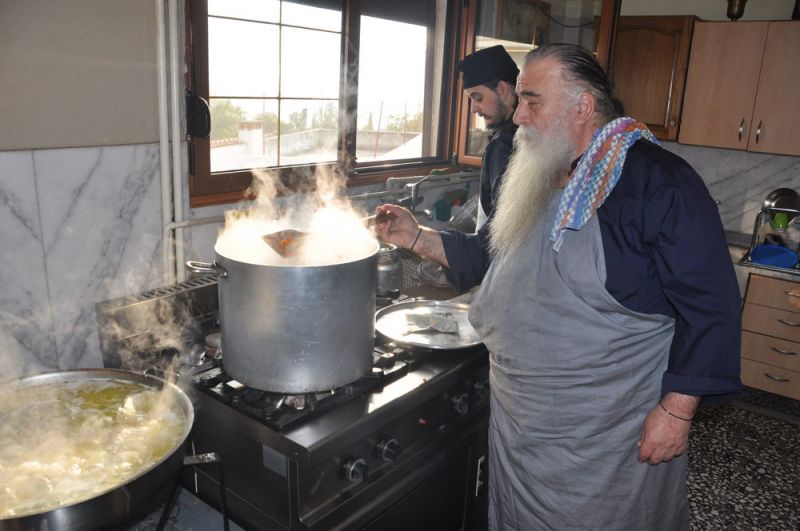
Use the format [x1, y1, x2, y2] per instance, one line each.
[489, 123, 575, 257]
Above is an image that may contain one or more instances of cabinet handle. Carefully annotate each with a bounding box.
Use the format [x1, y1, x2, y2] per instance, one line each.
[777, 318, 800, 327]
[738, 118, 745, 142]
[784, 290, 800, 299]
[764, 373, 791, 383]
[755, 121, 763, 144]
[770, 346, 799, 356]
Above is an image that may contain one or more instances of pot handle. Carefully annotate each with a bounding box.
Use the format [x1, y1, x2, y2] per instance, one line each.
[185, 260, 228, 279]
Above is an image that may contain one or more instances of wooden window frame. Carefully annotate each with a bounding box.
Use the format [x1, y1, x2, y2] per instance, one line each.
[187, 0, 464, 208]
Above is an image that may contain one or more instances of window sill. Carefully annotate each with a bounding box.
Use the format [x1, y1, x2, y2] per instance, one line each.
[189, 160, 480, 208]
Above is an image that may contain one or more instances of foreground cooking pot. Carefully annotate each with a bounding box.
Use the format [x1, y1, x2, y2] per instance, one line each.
[187, 240, 378, 393]
[0, 368, 194, 531]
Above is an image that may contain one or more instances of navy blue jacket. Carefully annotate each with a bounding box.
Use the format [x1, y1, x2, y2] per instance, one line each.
[441, 140, 743, 398]
[479, 119, 517, 219]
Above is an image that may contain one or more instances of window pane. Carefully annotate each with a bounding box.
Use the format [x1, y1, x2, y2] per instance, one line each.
[209, 18, 279, 97]
[208, 0, 279, 23]
[281, 1, 341, 32]
[280, 27, 341, 99]
[476, 0, 602, 50]
[278, 99, 339, 166]
[210, 98, 279, 172]
[356, 15, 432, 163]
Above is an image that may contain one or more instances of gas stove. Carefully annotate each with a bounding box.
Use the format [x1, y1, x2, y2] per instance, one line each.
[96, 276, 490, 531]
[192, 345, 412, 432]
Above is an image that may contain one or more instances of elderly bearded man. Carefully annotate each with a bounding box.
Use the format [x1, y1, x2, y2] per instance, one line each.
[376, 44, 742, 530]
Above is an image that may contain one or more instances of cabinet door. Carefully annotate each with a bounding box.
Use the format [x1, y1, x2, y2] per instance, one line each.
[611, 16, 694, 141]
[678, 21, 768, 150]
[748, 21, 800, 156]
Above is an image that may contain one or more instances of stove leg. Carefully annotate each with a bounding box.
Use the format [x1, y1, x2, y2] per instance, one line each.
[183, 451, 230, 531]
[216, 459, 230, 531]
[156, 481, 181, 531]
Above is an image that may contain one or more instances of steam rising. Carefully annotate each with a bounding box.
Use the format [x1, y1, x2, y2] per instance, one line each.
[216, 167, 379, 266]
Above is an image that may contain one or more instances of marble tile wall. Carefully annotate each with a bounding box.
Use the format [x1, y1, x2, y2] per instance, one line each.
[662, 142, 800, 235]
[0, 144, 163, 375]
[1, 141, 798, 373]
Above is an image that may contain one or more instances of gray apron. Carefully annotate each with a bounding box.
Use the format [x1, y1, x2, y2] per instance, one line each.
[470, 200, 688, 531]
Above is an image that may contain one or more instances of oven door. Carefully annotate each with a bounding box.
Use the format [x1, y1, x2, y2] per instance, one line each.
[319, 414, 489, 531]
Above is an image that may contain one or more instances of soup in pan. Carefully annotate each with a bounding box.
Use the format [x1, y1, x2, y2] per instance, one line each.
[0, 378, 187, 518]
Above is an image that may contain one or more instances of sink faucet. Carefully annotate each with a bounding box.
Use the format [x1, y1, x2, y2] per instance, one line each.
[409, 174, 432, 213]
[406, 175, 435, 220]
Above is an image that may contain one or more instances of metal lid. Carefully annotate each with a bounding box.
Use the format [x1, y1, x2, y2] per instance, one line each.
[375, 300, 482, 350]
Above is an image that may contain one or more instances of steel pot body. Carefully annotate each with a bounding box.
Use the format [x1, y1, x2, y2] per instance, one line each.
[0, 369, 194, 531]
[376, 242, 399, 296]
[189, 242, 378, 393]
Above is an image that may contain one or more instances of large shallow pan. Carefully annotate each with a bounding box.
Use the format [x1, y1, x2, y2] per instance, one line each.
[0, 368, 194, 531]
[375, 300, 482, 350]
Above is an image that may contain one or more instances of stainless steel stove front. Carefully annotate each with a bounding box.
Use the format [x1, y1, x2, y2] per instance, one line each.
[182, 356, 489, 531]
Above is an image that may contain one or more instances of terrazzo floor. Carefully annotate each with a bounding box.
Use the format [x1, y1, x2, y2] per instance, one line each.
[688, 390, 800, 531]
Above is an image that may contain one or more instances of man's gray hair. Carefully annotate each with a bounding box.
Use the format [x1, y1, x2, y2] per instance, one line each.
[524, 43, 620, 121]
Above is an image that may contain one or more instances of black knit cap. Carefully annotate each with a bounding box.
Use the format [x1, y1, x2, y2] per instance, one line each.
[458, 45, 519, 89]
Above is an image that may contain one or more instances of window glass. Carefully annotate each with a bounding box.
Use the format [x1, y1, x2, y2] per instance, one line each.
[208, 18, 279, 97]
[207, 2, 342, 174]
[355, 5, 447, 164]
[281, 2, 341, 32]
[208, 0, 280, 22]
[356, 16, 429, 162]
[210, 99, 279, 172]
[279, 99, 339, 165]
[280, 26, 340, 99]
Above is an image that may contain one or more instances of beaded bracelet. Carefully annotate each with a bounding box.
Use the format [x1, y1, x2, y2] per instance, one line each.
[659, 400, 693, 422]
[410, 228, 423, 251]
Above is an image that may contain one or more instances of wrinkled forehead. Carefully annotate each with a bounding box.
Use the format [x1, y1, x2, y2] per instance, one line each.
[515, 57, 564, 96]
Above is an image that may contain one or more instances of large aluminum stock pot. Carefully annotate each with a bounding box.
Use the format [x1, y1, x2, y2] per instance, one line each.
[186, 240, 379, 393]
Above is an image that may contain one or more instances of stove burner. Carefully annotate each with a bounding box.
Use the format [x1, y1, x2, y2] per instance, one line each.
[194, 355, 409, 431]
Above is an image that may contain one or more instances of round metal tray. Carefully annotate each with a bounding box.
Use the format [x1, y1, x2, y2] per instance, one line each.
[375, 300, 482, 350]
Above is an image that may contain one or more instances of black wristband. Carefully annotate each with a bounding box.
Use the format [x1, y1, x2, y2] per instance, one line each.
[659, 400, 693, 422]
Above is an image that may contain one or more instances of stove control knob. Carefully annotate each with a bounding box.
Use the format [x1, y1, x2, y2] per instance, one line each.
[376, 438, 401, 462]
[474, 379, 490, 399]
[343, 458, 368, 484]
[451, 392, 470, 415]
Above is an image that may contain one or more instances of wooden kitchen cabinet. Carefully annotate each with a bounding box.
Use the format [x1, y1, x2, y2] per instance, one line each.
[679, 21, 800, 156]
[611, 16, 695, 141]
[747, 22, 800, 156]
[741, 274, 800, 400]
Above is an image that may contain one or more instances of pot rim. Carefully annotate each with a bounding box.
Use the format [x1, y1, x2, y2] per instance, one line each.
[214, 237, 380, 268]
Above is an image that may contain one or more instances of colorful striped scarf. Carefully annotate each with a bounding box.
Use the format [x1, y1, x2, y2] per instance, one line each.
[550, 117, 658, 251]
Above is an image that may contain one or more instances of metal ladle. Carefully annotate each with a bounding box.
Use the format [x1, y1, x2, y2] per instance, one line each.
[261, 211, 397, 257]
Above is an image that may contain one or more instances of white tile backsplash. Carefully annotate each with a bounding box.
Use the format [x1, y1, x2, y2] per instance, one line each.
[661, 141, 800, 235]
[0, 150, 56, 377]
[1, 144, 162, 372]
